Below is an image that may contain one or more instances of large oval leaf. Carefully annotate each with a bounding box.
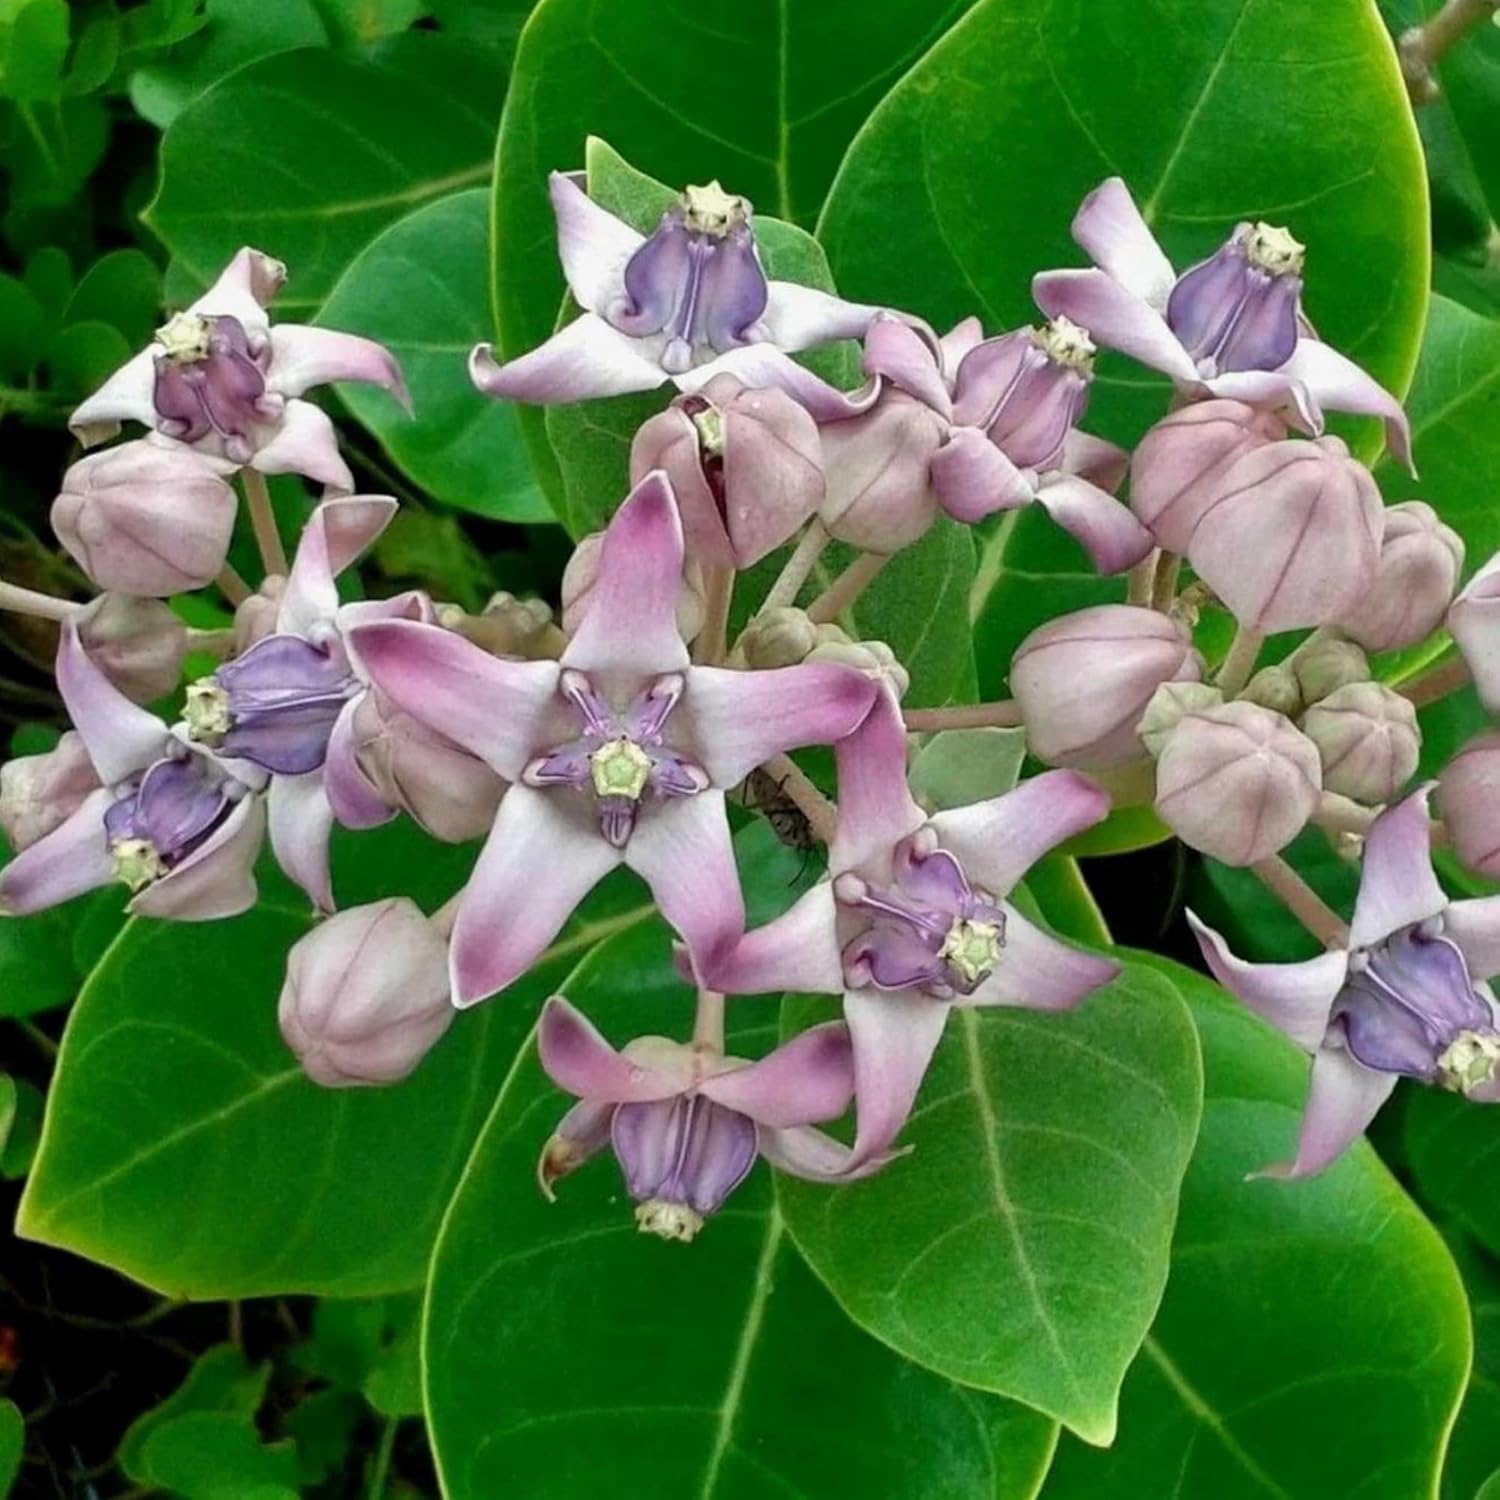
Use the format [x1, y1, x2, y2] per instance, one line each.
[18, 820, 653, 1298]
[423, 918, 1059, 1500]
[318, 189, 549, 523]
[817, 0, 1429, 456]
[1039, 955, 1470, 1499]
[778, 962, 1203, 1446]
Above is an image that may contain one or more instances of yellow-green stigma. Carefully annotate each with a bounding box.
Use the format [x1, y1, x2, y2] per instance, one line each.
[939, 918, 1004, 986]
[184, 678, 232, 743]
[690, 402, 725, 457]
[589, 737, 653, 801]
[154, 310, 213, 364]
[635, 1199, 703, 1242]
[111, 837, 166, 893]
[680, 181, 749, 237]
[1033, 315, 1096, 373]
[1437, 1029, 1500, 1095]
[1245, 222, 1305, 277]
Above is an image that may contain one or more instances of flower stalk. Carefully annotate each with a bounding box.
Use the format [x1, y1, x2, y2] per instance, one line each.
[0, 579, 77, 622]
[904, 701, 1023, 732]
[1249, 854, 1349, 949]
[1398, 653, 1470, 709]
[241, 468, 288, 577]
[1400, 0, 1499, 103]
[806, 550, 890, 625]
[759, 520, 830, 614]
[1215, 624, 1263, 697]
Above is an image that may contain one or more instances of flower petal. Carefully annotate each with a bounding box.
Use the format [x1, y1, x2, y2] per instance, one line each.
[829, 687, 925, 877]
[1202, 366, 1324, 437]
[624, 791, 744, 979]
[1032, 267, 1200, 384]
[68, 347, 158, 446]
[132, 792, 266, 921]
[1281, 337, 1413, 473]
[700, 881, 844, 996]
[1069, 178, 1178, 310]
[1444, 894, 1500, 982]
[758, 1122, 899, 1182]
[0, 790, 115, 915]
[279, 496, 398, 637]
[1187, 909, 1346, 1050]
[1033, 471, 1156, 573]
[450, 784, 622, 1007]
[269, 324, 409, 408]
[469, 314, 667, 404]
[324, 696, 396, 830]
[929, 426, 1034, 524]
[677, 343, 879, 421]
[56, 622, 167, 786]
[965, 906, 1118, 1011]
[861, 313, 951, 417]
[266, 771, 336, 913]
[1258, 1047, 1395, 1180]
[928, 769, 1111, 899]
[251, 398, 355, 492]
[844, 986, 950, 1168]
[562, 469, 690, 682]
[683, 661, 877, 789]
[761, 279, 881, 354]
[548, 170, 644, 314]
[1060, 429, 1130, 493]
[701, 1020, 854, 1126]
[189, 246, 283, 328]
[1351, 784, 1446, 949]
[350, 618, 560, 781]
[939, 316, 984, 381]
[537, 995, 682, 1103]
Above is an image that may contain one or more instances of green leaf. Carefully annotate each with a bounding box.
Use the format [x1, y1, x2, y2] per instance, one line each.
[0, 0, 70, 101]
[362, 1303, 422, 1417]
[145, 36, 498, 315]
[1040, 954, 1470, 1498]
[46, 319, 133, 396]
[1435, 1235, 1500, 1500]
[19, 819, 656, 1297]
[423, 920, 1059, 1500]
[817, 0, 1428, 460]
[910, 726, 1027, 811]
[0, 272, 46, 377]
[0, 847, 117, 1017]
[0, 1399, 21, 1499]
[1374, 294, 1500, 566]
[283, 1387, 363, 1487]
[780, 961, 1202, 1445]
[65, 248, 162, 347]
[318, 188, 550, 522]
[137, 1411, 299, 1500]
[314, 0, 423, 45]
[0, 1076, 42, 1177]
[4, 95, 108, 205]
[295, 1298, 388, 1388]
[1406, 1083, 1500, 1265]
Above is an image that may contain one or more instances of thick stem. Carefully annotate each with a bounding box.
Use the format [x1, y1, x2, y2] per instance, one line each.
[1400, 0, 1498, 103]
[762, 752, 838, 845]
[904, 700, 1023, 732]
[806, 550, 890, 625]
[1215, 624, 1264, 698]
[185, 627, 235, 656]
[1250, 856, 1350, 950]
[758, 520, 829, 615]
[692, 988, 726, 1050]
[0, 579, 78, 622]
[240, 468, 288, 577]
[1398, 653, 1469, 709]
[1126, 550, 1159, 607]
[1150, 553, 1182, 613]
[216, 563, 252, 607]
[693, 564, 735, 667]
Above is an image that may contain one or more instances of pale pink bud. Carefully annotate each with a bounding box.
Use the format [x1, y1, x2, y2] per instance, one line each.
[1448, 554, 1500, 713]
[1300, 682, 1420, 803]
[1291, 635, 1369, 705]
[76, 594, 188, 703]
[1438, 731, 1500, 879]
[0, 731, 99, 852]
[1186, 437, 1383, 634]
[1154, 700, 1321, 865]
[630, 375, 824, 569]
[279, 897, 453, 1087]
[561, 531, 705, 642]
[1011, 604, 1201, 769]
[233, 575, 287, 653]
[1338, 501, 1463, 652]
[351, 689, 503, 844]
[1129, 400, 1285, 553]
[51, 440, 238, 596]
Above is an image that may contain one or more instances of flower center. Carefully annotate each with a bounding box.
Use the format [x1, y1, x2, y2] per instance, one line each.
[154, 311, 213, 364]
[110, 837, 167, 893]
[589, 737, 653, 800]
[680, 181, 749, 237]
[690, 401, 726, 458]
[1245, 222, 1305, 276]
[938, 918, 1003, 986]
[184, 678, 232, 744]
[635, 1200, 704, 1242]
[1436, 1030, 1500, 1095]
[1033, 315, 1096, 373]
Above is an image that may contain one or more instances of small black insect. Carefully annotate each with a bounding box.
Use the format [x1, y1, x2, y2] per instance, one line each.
[740, 767, 818, 882]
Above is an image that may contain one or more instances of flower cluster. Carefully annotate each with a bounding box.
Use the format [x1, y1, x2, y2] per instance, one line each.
[4, 162, 1498, 1237]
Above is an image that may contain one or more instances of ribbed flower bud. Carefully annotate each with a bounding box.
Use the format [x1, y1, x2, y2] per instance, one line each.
[561, 531, 705, 642]
[76, 594, 188, 704]
[1128, 399, 1285, 553]
[0, 732, 99, 852]
[1154, 700, 1321, 865]
[1301, 682, 1420, 803]
[1448, 555, 1500, 713]
[1187, 437, 1383, 633]
[805, 628, 910, 700]
[1438, 731, 1500, 880]
[1138, 681, 1224, 757]
[1240, 663, 1301, 717]
[51, 440, 238, 596]
[1338, 501, 1463, 652]
[1012, 605, 1201, 769]
[737, 606, 819, 669]
[278, 898, 453, 1087]
[1292, 635, 1370, 706]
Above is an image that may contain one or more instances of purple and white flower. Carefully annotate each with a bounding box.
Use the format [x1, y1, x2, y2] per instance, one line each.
[1191, 786, 1500, 1177]
[704, 688, 1118, 1169]
[536, 996, 871, 1241]
[350, 471, 879, 1007]
[70, 248, 408, 492]
[1033, 178, 1412, 468]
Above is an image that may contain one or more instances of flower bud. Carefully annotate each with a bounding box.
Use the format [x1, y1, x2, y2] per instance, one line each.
[1128, 399, 1285, 553]
[1338, 501, 1463, 652]
[1012, 604, 1201, 770]
[737, 606, 818, 669]
[76, 594, 188, 703]
[1300, 682, 1420, 803]
[806, 629, 910, 700]
[1438, 731, 1500, 880]
[351, 688, 503, 844]
[51, 440, 238, 596]
[278, 897, 453, 1087]
[630, 376, 824, 568]
[561, 531, 705, 642]
[438, 593, 564, 661]
[1154, 700, 1321, 865]
[1187, 437, 1383, 634]
[233, 575, 287, 653]
[0, 732, 99, 852]
[1138, 680, 1224, 757]
[1239, 663, 1301, 717]
[1291, 635, 1370, 705]
[1448, 555, 1500, 713]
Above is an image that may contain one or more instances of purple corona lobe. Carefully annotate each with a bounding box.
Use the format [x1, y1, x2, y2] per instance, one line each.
[152, 313, 273, 462]
[103, 755, 236, 890]
[612, 1094, 759, 1221]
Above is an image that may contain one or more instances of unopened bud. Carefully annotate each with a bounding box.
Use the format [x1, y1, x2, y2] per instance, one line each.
[77, 594, 188, 703]
[1138, 680, 1224, 757]
[1291, 635, 1370, 706]
[233, 575, 286, 653]
[279, 898, 453, 1087]
[440, 592, 562, 660]
[562, 532, 705, 643]
[737, 606, 819, 669]
[1301, 682, 1420, 803]
[1154, 701, 1321, 865]
[1338, 501, 1463, 652]
[0, 732, 99, 851]
[1448, 554, 1500, 713]
[1239, 663, 1301, 717]
[1438, 731, 1500, 881]
[1012, 604, 1201, 770]
[806, 633, 910, 700]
